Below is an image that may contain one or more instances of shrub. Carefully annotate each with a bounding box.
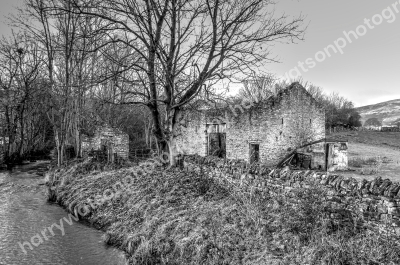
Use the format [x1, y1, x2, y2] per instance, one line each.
[360, 157, 383, 175]
[348, 157, 364, 168]
[348, 156, 384, 175]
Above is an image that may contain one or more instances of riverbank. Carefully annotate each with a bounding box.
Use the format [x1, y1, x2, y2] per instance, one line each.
[0, 160, 127, 265]
[46, 158, 400, 264]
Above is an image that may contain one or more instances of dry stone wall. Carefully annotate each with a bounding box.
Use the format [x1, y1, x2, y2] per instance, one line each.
[184, 154, 400, 235]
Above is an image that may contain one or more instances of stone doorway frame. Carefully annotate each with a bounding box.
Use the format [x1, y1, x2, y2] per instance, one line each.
[249, 143, 260, 164]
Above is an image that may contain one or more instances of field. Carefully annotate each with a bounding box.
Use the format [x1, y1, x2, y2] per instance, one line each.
[328, 131, 400, 181]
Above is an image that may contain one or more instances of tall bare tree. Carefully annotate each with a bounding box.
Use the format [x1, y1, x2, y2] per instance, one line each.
[0, 33, 47, 163]
[62, 0, 305, 165]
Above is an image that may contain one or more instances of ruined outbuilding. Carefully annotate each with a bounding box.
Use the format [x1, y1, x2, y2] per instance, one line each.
[284, 138, 348, 171]
[82, 125, 129, 160]
[176, 83, 327, 166]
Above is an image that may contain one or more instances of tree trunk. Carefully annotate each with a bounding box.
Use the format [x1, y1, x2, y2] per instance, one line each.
[150, 127, 154, 150]
[157, 140, 168, 163]
[167, 136, 178, 166]
[55, 131, 65, 167]
[75, 118, 81, 158]
[18, 107, 25, 157]
[165, 109, 182, 167]
[144, 122, 150, 148]
[57, 145, 62, 167]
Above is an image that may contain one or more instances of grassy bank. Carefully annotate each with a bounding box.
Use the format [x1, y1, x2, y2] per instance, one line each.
[46, 159, 400, 264]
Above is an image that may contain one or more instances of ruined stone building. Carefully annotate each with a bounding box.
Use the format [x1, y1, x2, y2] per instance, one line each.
[82, 124, 129, 160]
[295, 138, 348, 171]
[176, 83, 327, 167]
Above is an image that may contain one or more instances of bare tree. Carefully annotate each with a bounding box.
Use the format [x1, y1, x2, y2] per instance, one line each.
[13, 0, 110, 165]
[306, 84, 325, 103]
[62, 0, 306, 165]
[0, 33, 47, 163]
[239, 72, 277, 102]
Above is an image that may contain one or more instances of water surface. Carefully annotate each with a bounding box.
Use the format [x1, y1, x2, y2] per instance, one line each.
[0, 161, 127, 265]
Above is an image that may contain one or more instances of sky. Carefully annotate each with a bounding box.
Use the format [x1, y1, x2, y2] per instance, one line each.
[0, 0, 23, 34]
[0, 0, 399, 107]
[268, 0, 400, 107]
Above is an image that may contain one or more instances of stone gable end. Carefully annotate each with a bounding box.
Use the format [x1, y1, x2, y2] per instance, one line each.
[176, 83, 325, 166]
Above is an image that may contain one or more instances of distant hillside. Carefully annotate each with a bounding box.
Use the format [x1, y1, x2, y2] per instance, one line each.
[356, 99, 400, 126]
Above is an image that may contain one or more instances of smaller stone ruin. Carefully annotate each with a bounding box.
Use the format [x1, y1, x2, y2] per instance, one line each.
[82, 125, 129, 161]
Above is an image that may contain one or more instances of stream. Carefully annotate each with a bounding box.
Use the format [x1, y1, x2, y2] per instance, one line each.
[0, 161, 127, 265]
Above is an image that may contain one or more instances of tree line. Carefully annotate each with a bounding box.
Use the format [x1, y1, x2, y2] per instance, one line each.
[1, 0, 360, 167]
[0, 0, 361, 167]
[0, 0, 306, 166]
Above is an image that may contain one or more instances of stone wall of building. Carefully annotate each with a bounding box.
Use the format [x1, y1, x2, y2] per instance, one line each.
[176, 112, 207, 157]
[326, 141, 348, 171]
[184, 155, 400, 235]
[176, 83, 325, 165]
[82, 125, 129, 159]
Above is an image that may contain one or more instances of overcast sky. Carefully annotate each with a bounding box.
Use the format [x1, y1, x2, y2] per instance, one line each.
[1, 0, 399, 107]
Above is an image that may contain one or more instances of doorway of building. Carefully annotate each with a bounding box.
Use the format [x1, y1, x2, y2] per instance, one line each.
[249, 143, 260, 164]
[206, 124, 226, 158]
